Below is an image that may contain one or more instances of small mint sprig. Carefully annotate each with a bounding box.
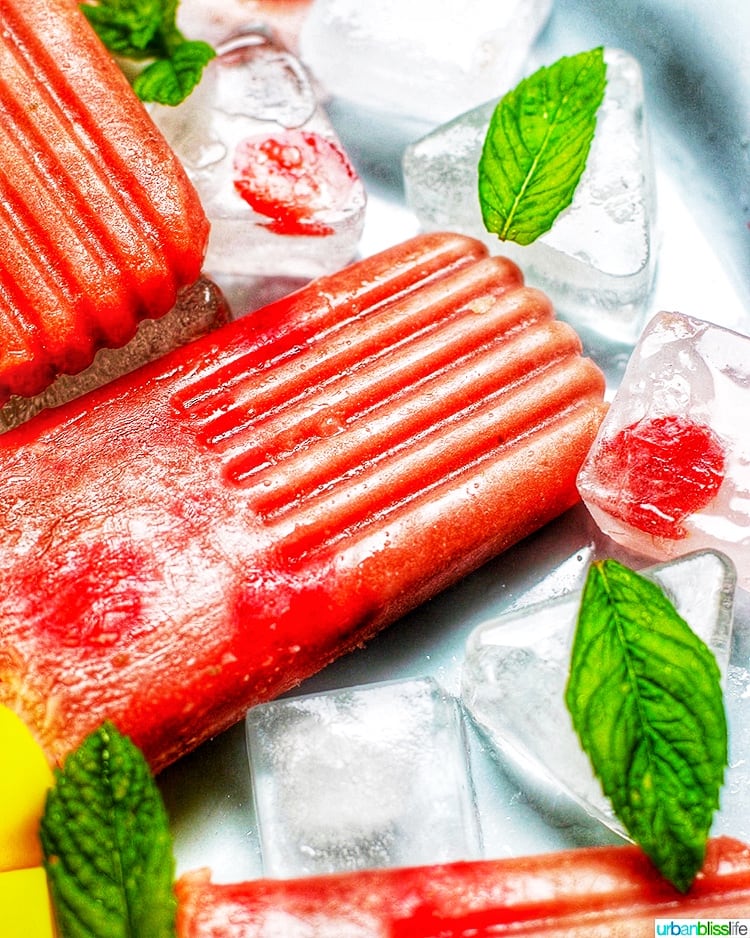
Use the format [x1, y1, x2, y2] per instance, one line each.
[80, 0, 215, 106]
[40, 722, 177, 938]
[478, 47, 607, 245]
[566, 559, 728, 893]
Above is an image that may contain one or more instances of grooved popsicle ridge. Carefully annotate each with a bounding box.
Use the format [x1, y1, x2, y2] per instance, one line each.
[0, 256, 41, 369]
[0, 19, 164, 301]
[265, 354, 605, 561]
[170, 233, 498, 416]
[0, 130, 101, 370]
[1, 3, 170, 258]
[219, 288, 558, 493]
[0, 0, 209, 400]
[183, 258, 526, 453]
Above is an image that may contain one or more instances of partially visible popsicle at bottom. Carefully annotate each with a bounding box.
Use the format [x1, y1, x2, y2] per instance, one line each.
[0, 232, 606, 772]
[175, 837, 750, 937]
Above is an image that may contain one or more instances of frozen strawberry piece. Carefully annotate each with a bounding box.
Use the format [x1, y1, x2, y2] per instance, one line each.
[577, 311, 750, 585]
[233, 130, 361, 236]
[148, 27, 366, 279]
[0, 233, 605, 772]
[0, 0, 208, 403]
[175, 837, 750, 937]
[593, 414, 726, 539]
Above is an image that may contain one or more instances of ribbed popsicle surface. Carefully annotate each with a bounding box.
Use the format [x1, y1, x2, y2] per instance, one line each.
[173, 236, 605, 565]
[0, 233, 606, 770]
[0, 0, 208, 401]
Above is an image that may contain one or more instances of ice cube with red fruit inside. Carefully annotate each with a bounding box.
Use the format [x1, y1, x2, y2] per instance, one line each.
[148, 27, 366, 280]
[577, 310, 750, 585]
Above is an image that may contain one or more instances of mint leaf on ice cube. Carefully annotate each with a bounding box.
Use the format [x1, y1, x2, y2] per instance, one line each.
[133, 40, 216, 106]
[40, 722, 177, 937]
[478, 47, 606, 245]
[79, 0, 164, 58]
[565, 559, 727, 893]
[81, 0, 215, 105]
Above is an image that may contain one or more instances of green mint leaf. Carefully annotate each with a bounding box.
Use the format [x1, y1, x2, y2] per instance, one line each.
[478, 47, 607, 245]
[80, 0, 215, 105]
[566, 559, 727, 893]
[80, 0, 164, 58]
[40, 722, 177, 938]
[133, 40, 216, 106]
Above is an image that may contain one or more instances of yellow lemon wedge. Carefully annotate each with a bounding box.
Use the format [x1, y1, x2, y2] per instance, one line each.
[0, 705, 54, 872]
[0, 867, 56, 937]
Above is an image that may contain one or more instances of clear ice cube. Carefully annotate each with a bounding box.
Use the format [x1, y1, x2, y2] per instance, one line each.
[402, 49, 657, 341]
[0, 278, 229, 433]
[245, 677, 481, 877]
[149, 28, 366, 281]
[298, 0, 552, 125]
[577, 311, 750, 588]
[460, 550, 736, 840]
[720, 662, 750, 845]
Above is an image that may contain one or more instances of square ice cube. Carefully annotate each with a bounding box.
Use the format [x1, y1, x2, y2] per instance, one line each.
[402, 49, 657, 341]
[460, 550, 736, 840]
[149, 28, 366, 280]
[245, 676, 481, 877]
[577, 311, 750, 587]
[299, 0, 552, 124]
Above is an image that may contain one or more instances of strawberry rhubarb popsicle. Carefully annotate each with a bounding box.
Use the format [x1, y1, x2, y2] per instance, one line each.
[0, 0, 208, 402]
[175, 837, 750, 937]
[0, 232, 606, 771]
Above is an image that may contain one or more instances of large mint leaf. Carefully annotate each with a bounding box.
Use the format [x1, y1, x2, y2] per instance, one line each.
[40, 723, 177, 937]
[566, 559, 727, 893]
[80, 0, 163, 58]
[478, 47, 607, 245]
[133, 41, 216, 106]
[80, 0, 215, 104]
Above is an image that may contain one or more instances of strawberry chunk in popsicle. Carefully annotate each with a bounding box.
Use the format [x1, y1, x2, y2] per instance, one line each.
[0, 0, 209, 402]
[175, 837, 750, 936]
[0, 232, 606, 772]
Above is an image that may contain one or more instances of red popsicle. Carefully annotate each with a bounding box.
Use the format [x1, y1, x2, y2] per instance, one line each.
[175, 837, 750, 936]
[0, 232, 606, 772]
[0, 0, 209, 402]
